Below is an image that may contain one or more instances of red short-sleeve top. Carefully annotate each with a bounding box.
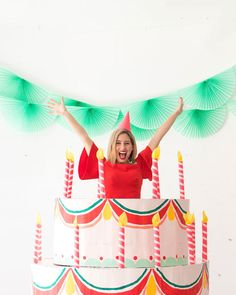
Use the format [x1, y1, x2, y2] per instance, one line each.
[78, 143, 152, 199]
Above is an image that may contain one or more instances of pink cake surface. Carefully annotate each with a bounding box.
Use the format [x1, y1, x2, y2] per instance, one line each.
[53, 198, 189, 267]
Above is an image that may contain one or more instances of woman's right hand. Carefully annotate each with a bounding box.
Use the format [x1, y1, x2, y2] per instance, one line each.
[48, 97, 67, 116]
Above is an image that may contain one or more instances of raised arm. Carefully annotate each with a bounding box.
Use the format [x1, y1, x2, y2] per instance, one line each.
[148, 97, 184, 151]
[48, 97, 93, 154]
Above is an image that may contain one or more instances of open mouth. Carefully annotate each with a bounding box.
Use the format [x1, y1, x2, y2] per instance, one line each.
[119, 152, 127, 161]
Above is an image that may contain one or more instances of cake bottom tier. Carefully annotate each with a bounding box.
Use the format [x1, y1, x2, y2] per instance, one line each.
[32, 259, 209, 295]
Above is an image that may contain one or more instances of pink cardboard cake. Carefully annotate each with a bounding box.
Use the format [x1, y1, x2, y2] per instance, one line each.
[31, 150, 209, 295]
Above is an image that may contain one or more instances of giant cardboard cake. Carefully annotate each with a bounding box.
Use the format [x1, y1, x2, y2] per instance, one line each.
[31, 150, 209, 295]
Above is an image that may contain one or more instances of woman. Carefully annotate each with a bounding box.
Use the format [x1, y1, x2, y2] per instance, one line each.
[48, 97, 183, 198]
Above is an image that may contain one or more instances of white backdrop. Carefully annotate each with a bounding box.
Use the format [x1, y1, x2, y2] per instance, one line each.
[0, 0, 236, 294]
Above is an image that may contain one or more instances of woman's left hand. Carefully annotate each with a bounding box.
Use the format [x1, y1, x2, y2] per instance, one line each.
[176, 97, 184, 115]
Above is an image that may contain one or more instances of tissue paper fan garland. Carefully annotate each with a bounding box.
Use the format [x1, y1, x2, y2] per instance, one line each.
[0, 68, 56, 131]
[123, 95, 178, 129]
[130, 124, 156, 141]
[0, 68, 50, 104]
[174, 106, 227, 138]
[0, 96, 55, 132]
[0, 65, 236, 137]
[64, 106, 120, 136]
[179, 68, 236, 110]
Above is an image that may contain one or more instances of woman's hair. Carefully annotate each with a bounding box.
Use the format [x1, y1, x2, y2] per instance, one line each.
[107, 128, 137, 164]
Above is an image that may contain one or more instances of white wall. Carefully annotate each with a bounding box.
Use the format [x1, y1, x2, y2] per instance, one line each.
[0, 0, 236, 294]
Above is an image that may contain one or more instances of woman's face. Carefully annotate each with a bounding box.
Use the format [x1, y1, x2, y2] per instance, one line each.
[115, 133, 133, 163]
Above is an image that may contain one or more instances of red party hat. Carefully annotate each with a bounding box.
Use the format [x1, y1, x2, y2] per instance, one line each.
[118, 112, 131, 131]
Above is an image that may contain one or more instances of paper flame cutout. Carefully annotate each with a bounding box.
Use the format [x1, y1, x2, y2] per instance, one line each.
[177, 151, 183, 162]
[66, 271, 75, 295]
[183, 211, 194, 225]
[36, 213, 41, 225]
[73, 216, 78, 227]
[152, 213, 161, 227]
[118, 212, 128, 226]
[102, 202, 112, 220]
[167, 203, 175, 221]
[66, 150, 74, 162]
[96, 148, 104, 160]
[202, 211, 208, 223]
[146, 274, 157, 295]
[152, 146, 160, 160]
[202, 270, 208, 289]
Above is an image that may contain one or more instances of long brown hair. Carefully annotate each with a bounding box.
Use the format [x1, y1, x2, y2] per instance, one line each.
[107, 128, 137, 164]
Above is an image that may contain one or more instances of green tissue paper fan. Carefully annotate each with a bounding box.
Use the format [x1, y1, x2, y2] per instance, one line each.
[179, 68, 236, 110]
[58, 106, 120, 136]
[130, 124, 156, 141]
[63, 97, 93, 107]
[123, 95, 178, 129]
[0, 68, 50, 104]
[0, 96, 55, 132]
[174, 106, 227, 138]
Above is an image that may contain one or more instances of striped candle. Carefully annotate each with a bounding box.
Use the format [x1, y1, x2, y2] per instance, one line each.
[202, 211, 208, 262]
[64, 150, 74, 198]
[190, 214, 196, 263]
[184, 211, 195, 265]
[33, 213, 42, 264]
[118, 212, 128, 268]
[152, 213, 161, 267]
[96, 148, 106, 198]
[74, 216, 80, 268]
[151, 147, 161, 199]
[177, 151, 185, 199]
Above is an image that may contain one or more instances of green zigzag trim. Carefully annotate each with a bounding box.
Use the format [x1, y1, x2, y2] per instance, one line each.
[59, 198, 104, 214]
[74, 268, 148, 291]
[112, 199, 169, 215]
[155, 265, 203, 289]
[33, 267, 67, 290]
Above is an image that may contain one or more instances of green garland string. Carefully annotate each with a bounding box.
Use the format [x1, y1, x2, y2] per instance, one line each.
[0, 65, 235, 138]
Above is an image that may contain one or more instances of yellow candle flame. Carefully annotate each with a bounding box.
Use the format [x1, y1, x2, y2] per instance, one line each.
[66, 150, 74, 162]
[152, 146, 160, 160]
[183, 211, 194, 225]
[118, 212, 128, 226]
[202, 211, 208, 223]
[36, 213, 41, 225]
[146, 274, 157, 295]
[73, 216, 79, 227]
[177, 151, 183, 162]
[96, 148, 104, 160]
[152, 213, 161, 227]
[103, 202, 112, 220]
[66, 271, 75, 295]
[202, 270, 208, 289]
[167, 203, 175, 221]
